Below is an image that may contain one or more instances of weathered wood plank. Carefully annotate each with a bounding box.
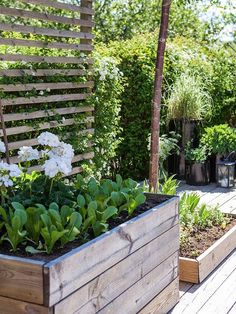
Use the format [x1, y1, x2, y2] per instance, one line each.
[0, 81, 93, 92]
[45, 196, 179, 306]
[2, 93, 89, 106]
[0, 54, 93, 65]
[0, 69, 87, 77]
[0, 255, 44, 304]
[0, 6, 94, 27]
[197, 267, 236, 313]
[54, 224, 179, 313]
[20, 0, 94, 15]
[197, 224, 236, 282]
[98, 252, 178, 314]
[138, 277, 179, 314]
[7, 130, 93, 150]
[179, 257, 199, 283]
[0, 38, 93, 51]
[0, 22, 94, 39]
[8, 151, 94, 165]
[179, 281, 193, 298]
[0, 295, 52, 314]
[3, 106, 93, 122]
[170, 249, 236, 314]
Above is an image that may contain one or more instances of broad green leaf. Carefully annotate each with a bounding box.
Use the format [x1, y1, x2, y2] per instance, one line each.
[135, 193, 146, 206]
[77, 195, 86, 208]
[49, 202, 59, 211]
[11, 202, 25, 211]
[102, 206, 118, 221]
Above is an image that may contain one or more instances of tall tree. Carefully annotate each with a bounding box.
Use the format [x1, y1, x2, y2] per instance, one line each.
[149, 0, 172, 189]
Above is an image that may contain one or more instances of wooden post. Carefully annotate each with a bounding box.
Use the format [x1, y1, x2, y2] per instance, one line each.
[0, 99, 10, 163]
[149, 0, 171, 190]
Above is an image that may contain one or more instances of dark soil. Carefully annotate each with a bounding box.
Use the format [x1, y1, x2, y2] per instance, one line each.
[180, 216, 236, 258]
[0, 195, 167, 262]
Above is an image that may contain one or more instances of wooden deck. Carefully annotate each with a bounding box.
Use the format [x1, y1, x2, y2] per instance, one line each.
[177, 183, 236, 214]
[170, 183, 236, 313]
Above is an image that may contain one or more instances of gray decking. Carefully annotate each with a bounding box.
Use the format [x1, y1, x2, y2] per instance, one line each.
[170, 183, 236, 314]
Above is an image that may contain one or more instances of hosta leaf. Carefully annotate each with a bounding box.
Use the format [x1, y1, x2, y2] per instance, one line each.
[11, 202, 25, 211]
[49, 202, 59, 211]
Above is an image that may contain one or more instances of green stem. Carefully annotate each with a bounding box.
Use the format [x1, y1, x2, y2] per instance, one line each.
[49, 178, 54, 196]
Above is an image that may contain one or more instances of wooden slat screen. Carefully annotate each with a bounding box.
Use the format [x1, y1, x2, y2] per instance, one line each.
[0, 0, 94, 175]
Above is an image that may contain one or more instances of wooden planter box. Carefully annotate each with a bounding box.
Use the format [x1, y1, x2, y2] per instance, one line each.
[180, 223, 236, 284]
[0, 194, 179, 314]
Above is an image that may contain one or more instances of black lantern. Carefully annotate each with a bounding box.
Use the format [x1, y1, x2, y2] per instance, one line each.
[216, 153, 235, 188]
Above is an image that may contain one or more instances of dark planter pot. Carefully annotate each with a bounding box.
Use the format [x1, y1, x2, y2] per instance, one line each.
[209, 154, 226, 183]
[185, 160, 210, 186]
[168, 119, 200, 179]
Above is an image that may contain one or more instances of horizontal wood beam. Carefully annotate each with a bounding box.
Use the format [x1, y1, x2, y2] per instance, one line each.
[0, 81, 93, 92]
[0, 22, 94, 39]
[0, 38, 93, 52]
[0, 69, 87, 77]
[20, 0, 94, 15]
[3, 106, 93, 122]
[2, 93, 89, 106]
[0, 54, 93, 65]
[0, 6, 94, 27]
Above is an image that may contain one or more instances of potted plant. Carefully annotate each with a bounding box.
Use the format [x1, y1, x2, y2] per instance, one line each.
[185, 142, 210, 185]
[166, 73, 212, 178]
[200, 124, 236, 182]
[0, 132, 179, 314]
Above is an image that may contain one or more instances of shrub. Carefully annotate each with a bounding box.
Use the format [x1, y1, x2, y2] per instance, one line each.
[200, 124, 236, 155]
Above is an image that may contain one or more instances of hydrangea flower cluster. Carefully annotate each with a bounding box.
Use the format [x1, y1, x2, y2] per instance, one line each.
[0, 162, 22, 187]
[17, 132, 74, 178]
[0, 140, 6, 153]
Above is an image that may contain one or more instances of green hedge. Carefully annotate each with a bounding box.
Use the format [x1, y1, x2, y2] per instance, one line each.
[93, 33, 236, 179]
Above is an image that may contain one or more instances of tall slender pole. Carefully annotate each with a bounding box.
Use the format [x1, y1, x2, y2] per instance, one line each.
[149, 0, 172, 190]
[0, 99, 10, 163]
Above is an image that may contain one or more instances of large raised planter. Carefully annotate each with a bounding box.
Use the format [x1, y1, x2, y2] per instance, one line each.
[185, 160, 210, 186]
[180, 221, 236, 283]
[0, 194, 179, 314]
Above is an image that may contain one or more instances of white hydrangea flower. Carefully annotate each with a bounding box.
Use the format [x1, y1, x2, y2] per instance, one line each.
[39, 90, 44, 96]
[43, 159, 59, 178]
[18, 146, 40, 162]
[38, 132, 60, 147]
[0, 140, 6, 153]
[43, 157, 72, 178]
[0, 162, 22, 187]
[48, 142, 74, 161]
[8, 164, 22, 177]
[46, 88, 51, 93]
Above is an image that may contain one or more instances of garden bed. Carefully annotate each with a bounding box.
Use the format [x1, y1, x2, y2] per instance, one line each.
[0, 194, 179, 314]
[180, 215, 236, 283]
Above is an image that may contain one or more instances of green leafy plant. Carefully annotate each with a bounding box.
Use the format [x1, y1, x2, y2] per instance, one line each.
[185, 141, 209, 162]
[200, 124, 236, 155]
[0, 203, 27, 252]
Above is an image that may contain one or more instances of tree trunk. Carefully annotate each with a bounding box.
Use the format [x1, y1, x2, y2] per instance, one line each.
[149, 0, 172, 189]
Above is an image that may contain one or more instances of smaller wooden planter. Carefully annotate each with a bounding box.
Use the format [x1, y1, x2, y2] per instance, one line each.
[0, 194, 179, 314]
[180, 223, 236, 283]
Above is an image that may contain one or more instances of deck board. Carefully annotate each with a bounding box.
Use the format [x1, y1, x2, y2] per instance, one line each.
[170, 249, 236, 314]
[177, 182, 236, 214]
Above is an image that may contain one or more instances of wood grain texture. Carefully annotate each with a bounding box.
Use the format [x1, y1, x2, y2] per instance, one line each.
[197, 224, 236, 282]
[0, 81, 93, 92]
[0, 54, 93, 65]
[138, 277, 179, 314]
[45, 196, 179, 306]
[20, 0, 94, 15]
[0, 6, 94, 27]
[0, 255, 44, 304]
[0, 295, 52, 314]
[54, 224, 179, 313]
[2, 93, 89, 106]
[0, 69, 87, 77]
[0, 22, 93, 39]
[98, 252, 178, 314]
[179, 257, 199, 283]
[0, 38, 93, 52]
